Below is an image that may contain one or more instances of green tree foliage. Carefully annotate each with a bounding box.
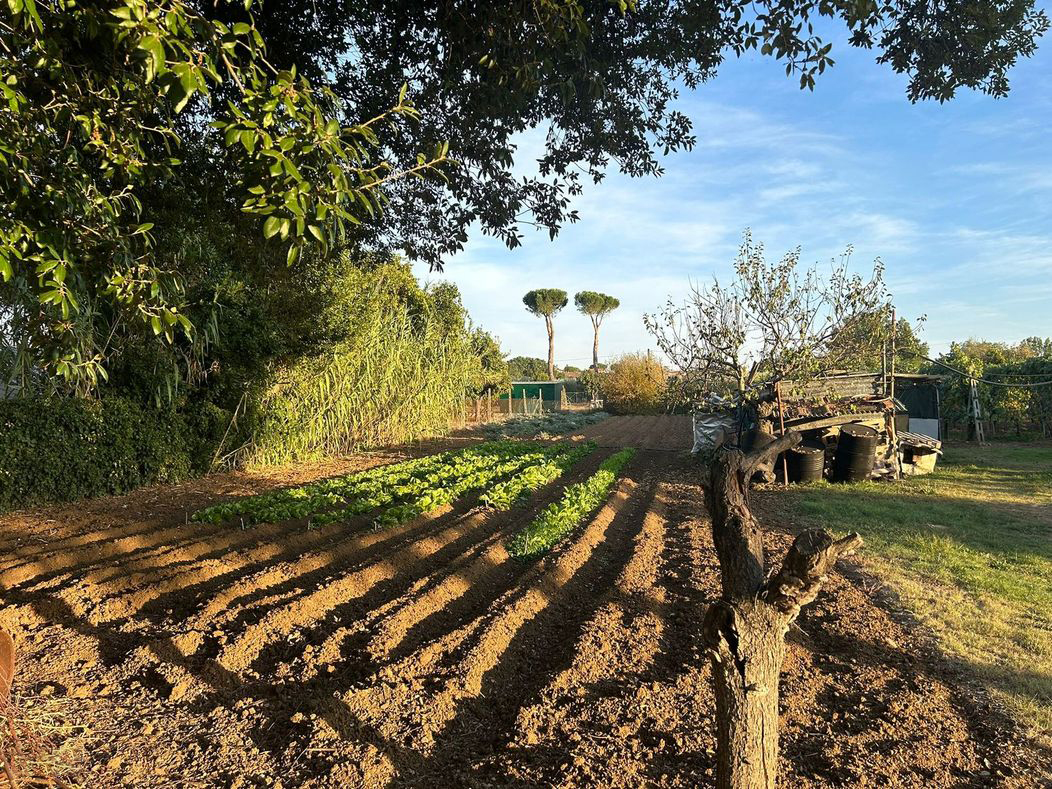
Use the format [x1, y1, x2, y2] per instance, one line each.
[578, 367, 605, 400]
[574, 291, 620, 368]
[507, 356, 550, 381]
[1019, 336, 1052, 357]
[523, 289, 568, 381]
[468, 328, 511, 395]
[831, 311, 929, 372]
[220, 0, 1048, 266]
[3, 0, 1046, 390]
[928, 338, 1052, 437]
[0, 0, 446, 388]
[600, 352, 668, 414]
[645, 230, 889, 401]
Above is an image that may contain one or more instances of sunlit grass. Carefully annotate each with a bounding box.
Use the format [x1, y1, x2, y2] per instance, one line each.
[783, 442, 1052, 743]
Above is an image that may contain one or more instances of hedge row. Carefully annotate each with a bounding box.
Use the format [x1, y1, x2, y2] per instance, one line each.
[0, 396, 229, 512]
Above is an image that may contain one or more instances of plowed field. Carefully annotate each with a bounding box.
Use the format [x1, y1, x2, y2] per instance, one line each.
[569, 414, 693, 450]
[0, 418, 1045, 787]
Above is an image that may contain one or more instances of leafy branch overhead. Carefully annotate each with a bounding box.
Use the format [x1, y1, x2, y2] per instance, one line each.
[1, 0, 1047, 390]
[0, 0, 448, 386]
[207, 0, 1047, 266]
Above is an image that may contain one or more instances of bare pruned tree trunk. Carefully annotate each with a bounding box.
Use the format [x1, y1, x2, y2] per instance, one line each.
[702, 434, 862, 789]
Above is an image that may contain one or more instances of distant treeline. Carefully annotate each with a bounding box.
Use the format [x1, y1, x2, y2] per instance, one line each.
[925, 338, 1052, 438]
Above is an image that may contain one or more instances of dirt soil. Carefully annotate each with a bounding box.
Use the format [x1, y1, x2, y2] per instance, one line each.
[569, 414, 694, 451]
[0, 428, 1048, 787]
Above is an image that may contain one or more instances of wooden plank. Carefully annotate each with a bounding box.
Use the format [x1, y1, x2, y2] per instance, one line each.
[782, 411, 884, 431]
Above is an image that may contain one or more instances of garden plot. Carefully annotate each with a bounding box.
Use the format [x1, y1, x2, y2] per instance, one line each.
[191, 441, 590, 529]
[570, 414, 694, 450]
[0, 441, 1046, 788]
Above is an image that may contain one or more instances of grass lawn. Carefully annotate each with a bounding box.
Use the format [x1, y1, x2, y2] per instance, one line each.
[784, 442, 1052, 745]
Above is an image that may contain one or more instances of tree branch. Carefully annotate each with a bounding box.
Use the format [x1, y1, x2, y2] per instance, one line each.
[744, 430, 801, 476]
[762, 529, 863, 618]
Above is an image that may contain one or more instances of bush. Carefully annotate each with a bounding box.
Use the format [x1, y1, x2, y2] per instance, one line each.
[0, 396, 226, 511]
[601, 353, 668, 414]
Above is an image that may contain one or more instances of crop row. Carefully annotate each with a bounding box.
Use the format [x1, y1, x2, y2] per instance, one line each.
[479, 442, 597, 511]
[326, 441, 568, 528]
[192, 442, 541, 526]
[507, 448, 637, 559]
[191, 448, 459, 525]
[370, 442, 582, 528]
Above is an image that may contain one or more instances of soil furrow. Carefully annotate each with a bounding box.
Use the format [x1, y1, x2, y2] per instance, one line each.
[1, 425, 1047, 789]
[363, 448, 615, 667]
[336, 454, 654, 778]
[216, 505, 503, 674]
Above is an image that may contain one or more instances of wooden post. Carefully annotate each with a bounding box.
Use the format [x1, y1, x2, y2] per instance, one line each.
[881, 339, 887, 397]
[774, 381, 789, 485]
[889, 308, 896, 403]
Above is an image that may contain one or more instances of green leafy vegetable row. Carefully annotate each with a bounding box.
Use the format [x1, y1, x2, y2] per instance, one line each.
[371, 443, 572, 528]
[191, 448, 457, 524]
[479, 442, 597, 510]
[314, 442, 544, 527]
[192, 442, 538, 525]
[507, 448, 637, 560]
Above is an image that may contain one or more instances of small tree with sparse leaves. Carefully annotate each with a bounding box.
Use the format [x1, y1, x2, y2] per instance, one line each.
[644, 230, 890, 789]
[644, 230, 890, 404]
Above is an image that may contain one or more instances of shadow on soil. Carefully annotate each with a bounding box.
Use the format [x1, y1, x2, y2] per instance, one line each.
[2, 449, 1049, 786]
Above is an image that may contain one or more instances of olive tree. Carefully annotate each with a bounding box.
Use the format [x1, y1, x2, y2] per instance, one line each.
[574, 291, 620, 368]
[645, 230, 889, 789]
[523, 289, 568, 381]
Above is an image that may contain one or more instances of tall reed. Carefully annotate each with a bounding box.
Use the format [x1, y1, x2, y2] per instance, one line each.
[245, 291, 478, 467]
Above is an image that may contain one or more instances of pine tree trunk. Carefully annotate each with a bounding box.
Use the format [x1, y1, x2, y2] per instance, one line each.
[702, 436, 862, 788]
[546, 316, 555, 380]
[592, 319, 600, 369]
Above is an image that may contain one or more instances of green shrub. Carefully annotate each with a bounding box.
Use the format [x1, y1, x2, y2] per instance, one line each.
[0, 396, 226, 511]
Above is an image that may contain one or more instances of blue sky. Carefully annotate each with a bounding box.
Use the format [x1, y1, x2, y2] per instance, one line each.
[415, 25, 1052, 369]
